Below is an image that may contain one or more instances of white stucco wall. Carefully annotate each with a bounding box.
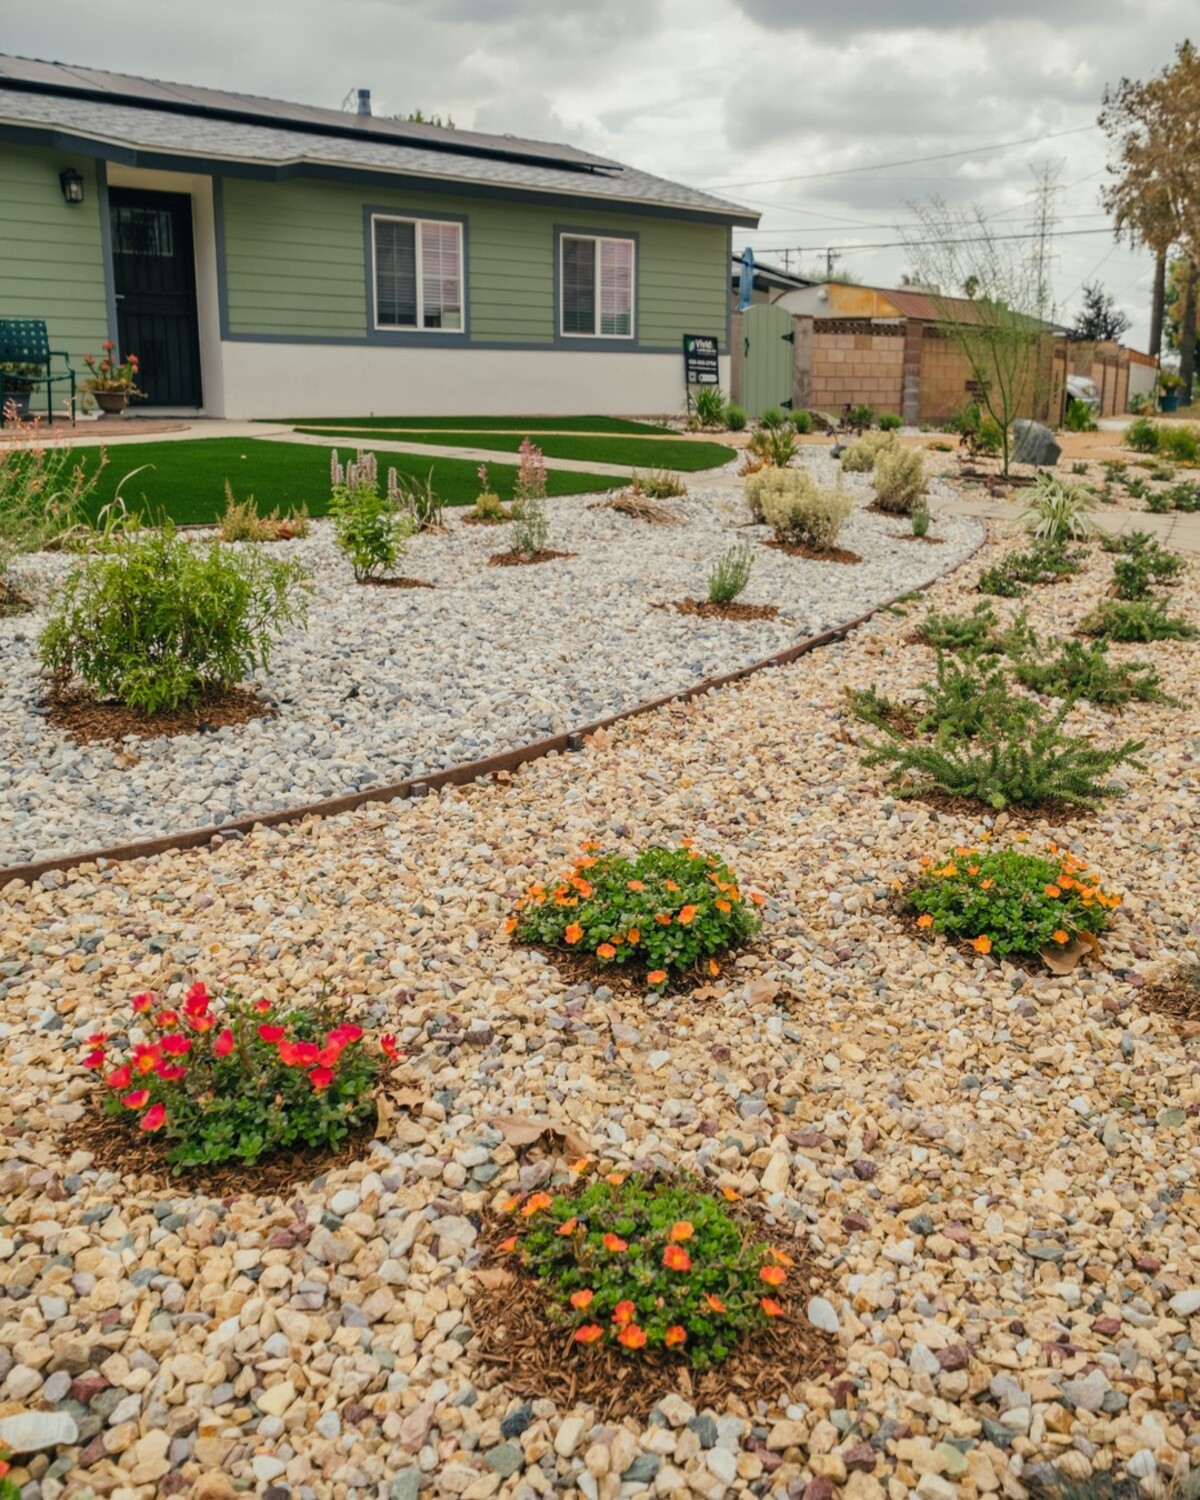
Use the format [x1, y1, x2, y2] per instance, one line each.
[216, 343, 729, 419]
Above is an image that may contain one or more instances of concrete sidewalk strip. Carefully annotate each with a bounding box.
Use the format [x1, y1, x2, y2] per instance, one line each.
[935, 493, 1200, 554]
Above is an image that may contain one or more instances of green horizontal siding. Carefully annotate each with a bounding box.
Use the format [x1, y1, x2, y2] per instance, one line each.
[219, 178, 728, 350]
[0, 146, 109, 375]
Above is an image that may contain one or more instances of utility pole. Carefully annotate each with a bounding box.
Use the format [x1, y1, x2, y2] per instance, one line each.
[782, 248, 791, 273]
[1028, 161, 1062, 323]
[825, 248, 840, 281]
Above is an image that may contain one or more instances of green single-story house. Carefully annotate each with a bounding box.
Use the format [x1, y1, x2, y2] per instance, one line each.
[0, 55, 757, 419]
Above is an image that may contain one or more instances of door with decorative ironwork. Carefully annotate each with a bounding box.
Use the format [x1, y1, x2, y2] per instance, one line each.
[109, 188, 203, 408]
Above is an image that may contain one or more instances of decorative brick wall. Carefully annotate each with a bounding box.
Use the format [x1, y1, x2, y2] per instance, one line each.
[809, 320, 905, 414]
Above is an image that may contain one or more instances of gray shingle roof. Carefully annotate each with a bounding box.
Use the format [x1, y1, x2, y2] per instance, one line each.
[0, 55, 758, 224]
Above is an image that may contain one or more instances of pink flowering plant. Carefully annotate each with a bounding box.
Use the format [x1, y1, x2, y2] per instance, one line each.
[85, 982, 400, 1170]
[82, 341, 144, 396]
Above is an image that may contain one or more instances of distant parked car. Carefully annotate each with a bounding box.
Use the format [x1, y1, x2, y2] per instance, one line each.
[1065, 374, 1101, 412]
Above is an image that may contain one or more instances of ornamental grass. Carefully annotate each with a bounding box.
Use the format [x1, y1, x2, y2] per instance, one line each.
[510, 843, 762, 988]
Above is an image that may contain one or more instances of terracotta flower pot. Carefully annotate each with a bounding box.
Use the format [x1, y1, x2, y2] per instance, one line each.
[94, 390, 130, 415]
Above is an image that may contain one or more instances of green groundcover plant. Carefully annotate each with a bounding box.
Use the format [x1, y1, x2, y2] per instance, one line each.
[905, 842, 1120, 959]
[977, 542, 1084, 598]
[510, 844, 762, 987]
[913, 601, 1009, 654]
[497, 1176, 794, 1369]
[85, 982, 398, 1170]
[1081, 598, 1197, 643]
[1012, 636, 1173, 708]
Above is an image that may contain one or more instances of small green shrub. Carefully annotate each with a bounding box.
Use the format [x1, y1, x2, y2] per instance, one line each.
[690, 386, 727, 428]
[470, 491, 509, 522]
[1146, 489, 1174, 513]
[1165, 480, 1200, 511]
[395, 468, 443, 532]
[907, 844, 1119, 959]
[329, 450, 414, 581]
[1110, 537, 1185, 599]
[1125, 415, 1160, 453]
[216, 483, 285, 543]
[1020, 472, 1096, 545]
[911, 504, 931, 538]
[873, 447, 926, 515]
[847, 404, 877, 431]
[1157, 423, 1200, 464]
[88, 981, 390, 1171]
[759, 407, 787, 430]
[1082, 598, 1197, 642]
[1063, 398, 1098, 433]
[724, 404, 747, 432]
[914, 651, 1016, 740]
[632, 468, 687, 499]
[512, 437, 550, 557]
[791, 409, 813, 435]
[913, 602, 1005, 654]
[40, 529, 310, 714]
[841, 430, 897, 472]
[500, 1175, 795, 1369]
[1123, 476, 1150, 500]
[1071, 461, 1089, 475]
[860, 695, 1143, 810]
[878, 412, 902, 432]
[756, 469, 853, 550]
[977, 542, 1084, 598]
[707, 541, 753, 605]
[748, 422, 799, 468]
[1013, 637, 1173, 707]
[511, 844, 762, 986]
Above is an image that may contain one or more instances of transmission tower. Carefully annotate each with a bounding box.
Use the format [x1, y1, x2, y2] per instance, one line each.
[1028, 161, 1062, 322]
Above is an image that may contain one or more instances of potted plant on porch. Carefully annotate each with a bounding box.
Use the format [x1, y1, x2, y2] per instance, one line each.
[83, 342, 144, 414]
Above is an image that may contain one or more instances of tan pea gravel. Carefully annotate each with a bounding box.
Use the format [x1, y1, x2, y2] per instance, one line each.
[0, 519, 1197, 1500]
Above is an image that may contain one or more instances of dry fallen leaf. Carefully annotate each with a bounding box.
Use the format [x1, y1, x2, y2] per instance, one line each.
[1041, 937, 1091, 975]
[745, 978, 781, 1005]
[491, 1113, 590, 1158]
[691, 985, 725, 1002]
[474, 1268, 515, 1290]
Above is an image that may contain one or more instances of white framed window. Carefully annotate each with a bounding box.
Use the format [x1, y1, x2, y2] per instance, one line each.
[372, 214, 463, 332]
[560, 233, 635, 339]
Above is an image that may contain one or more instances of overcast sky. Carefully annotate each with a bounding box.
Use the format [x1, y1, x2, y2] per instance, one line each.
[8, 1, 1190, 351]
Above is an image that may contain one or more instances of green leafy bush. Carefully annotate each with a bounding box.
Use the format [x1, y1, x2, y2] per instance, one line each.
[632, 468, 687, 499]
[879, 412, 902, 431]
[906, 844, 1119, 959]
[852, 652, 1012, 742]
[847, 404, 877, 431]
[707, 541, 753, 605]
[329, 450, 414, 581]
[40, 529, 310, 714]
[1082, 598, 1197, 642]
[759, 407, 787, 430]
[873, 447, 927, 515]
[1111, 536, 1185, 599]
[977, 541, 1084, 598]
[1125, 415, 1160, 453]
[841, 430, 896, 472]
[791, 409, 813, 435]
[510, 844, 762, 987]
[1063, 398, 1098, 433]
[87, 981, 395, 1171]
[1012, 636, 1172, 707]
[1157, 423, 1200, 464]
[911, 503, 931, 538]
[1165, 480, 1200, 511]
[1020, 472, 1096, 545]
[499, 1176, 795, 1369]
[470, 491, 509, 522]
[724, 404, 747, 432]
[690, 386, 727, 428]
[859, 684, 1143, 810]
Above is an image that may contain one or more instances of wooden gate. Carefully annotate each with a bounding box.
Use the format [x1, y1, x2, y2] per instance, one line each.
[738, 304, 795, 417]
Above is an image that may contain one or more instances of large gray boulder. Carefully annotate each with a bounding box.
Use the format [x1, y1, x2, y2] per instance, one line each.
[1010, 419, 1061, 467]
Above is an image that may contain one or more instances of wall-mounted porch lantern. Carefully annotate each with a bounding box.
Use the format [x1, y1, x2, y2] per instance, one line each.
[59, 168, 85, 204]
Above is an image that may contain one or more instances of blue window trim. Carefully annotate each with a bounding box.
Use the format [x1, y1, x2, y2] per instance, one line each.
[553, 226, 639, 351]
[363, 205, 470, 346]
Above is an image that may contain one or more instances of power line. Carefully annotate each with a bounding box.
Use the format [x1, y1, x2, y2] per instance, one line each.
[743, 225, 1116, 256]
[700, 123, 1099, 191]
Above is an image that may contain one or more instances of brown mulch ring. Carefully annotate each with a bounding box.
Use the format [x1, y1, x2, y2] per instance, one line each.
[890, 532, 945, 545]
[900, 788, 1097, 828]
[75, 1097, 384, 1200]
[0, 581, 32, 617]
[44, 686, 275, 746]
[458, 513, 511, 526]
[1134, 967, 1200, 1030]
[764, 539, 861, 565]
[469, 1196, 840, 1421]
[518, 942, 751, 1000]
[656, 599, 780, 623]
[358, 576, 435, 589]
[489, 550, 575, 567]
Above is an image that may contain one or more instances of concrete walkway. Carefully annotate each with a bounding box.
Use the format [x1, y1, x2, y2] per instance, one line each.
[935, 492, 1200, 553]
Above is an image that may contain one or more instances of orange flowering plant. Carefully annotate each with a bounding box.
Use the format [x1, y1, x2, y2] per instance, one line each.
[499, 1176, 791, 1368]
[85, 982, 400, 1171]
[509, 844, 762, 987]
[906, 843, 1120, 959]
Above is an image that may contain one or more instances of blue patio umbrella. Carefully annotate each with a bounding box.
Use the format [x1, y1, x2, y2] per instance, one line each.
[737, 246, 755, 311]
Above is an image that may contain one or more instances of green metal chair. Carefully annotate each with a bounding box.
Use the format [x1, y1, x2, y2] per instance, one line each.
[0, 319, 76, 424]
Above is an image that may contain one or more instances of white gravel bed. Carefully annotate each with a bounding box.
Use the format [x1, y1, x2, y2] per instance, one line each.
[0, 460, 980, 866]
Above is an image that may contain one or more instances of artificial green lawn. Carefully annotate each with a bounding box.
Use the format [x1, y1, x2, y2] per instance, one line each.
[282, 415, 674, 434]
[72, 438, 617, 526]
[292, 427, 735, 472]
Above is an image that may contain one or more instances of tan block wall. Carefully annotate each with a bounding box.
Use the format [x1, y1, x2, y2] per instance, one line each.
[810, 326, 905, 413]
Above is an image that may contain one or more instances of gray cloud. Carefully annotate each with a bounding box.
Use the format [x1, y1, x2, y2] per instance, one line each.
[731, 0, 1134, 30]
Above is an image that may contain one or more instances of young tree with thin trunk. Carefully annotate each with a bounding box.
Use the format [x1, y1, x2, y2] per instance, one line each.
[902, 198, 1048, 477]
